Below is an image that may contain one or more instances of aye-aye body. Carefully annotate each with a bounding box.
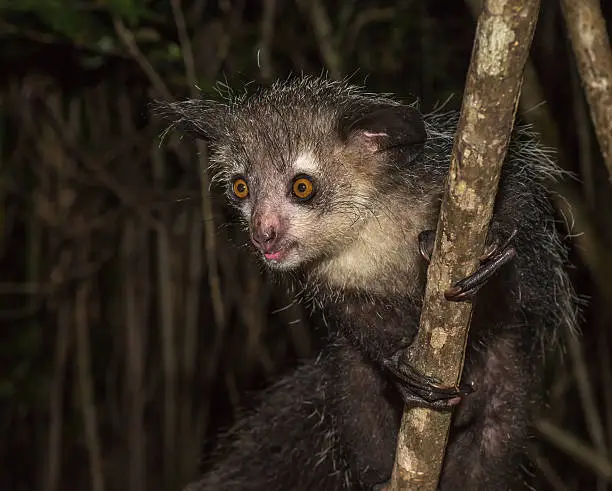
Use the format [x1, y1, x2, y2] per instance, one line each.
[157, 76, 577, 491]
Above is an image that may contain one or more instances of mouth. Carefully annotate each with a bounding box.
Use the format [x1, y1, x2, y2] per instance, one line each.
[260, 243, 298, 268]
[264, 251, 284, 261]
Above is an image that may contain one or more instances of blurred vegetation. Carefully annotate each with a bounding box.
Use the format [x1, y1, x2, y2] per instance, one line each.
[0, 1, 611, 490]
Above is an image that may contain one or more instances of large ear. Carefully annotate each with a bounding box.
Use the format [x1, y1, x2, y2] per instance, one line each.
[151, 99, 228, 142]
[341, 105, 426, 153]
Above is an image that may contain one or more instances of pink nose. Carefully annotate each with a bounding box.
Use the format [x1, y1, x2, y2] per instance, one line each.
[251, 213, 282, 253]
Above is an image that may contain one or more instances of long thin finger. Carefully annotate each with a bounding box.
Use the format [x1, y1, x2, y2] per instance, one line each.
[445, 246, 516, 301]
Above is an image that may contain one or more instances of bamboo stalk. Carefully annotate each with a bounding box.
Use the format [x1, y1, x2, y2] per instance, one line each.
[75, 280, 105, 491]
[44, 300, 70, 491]
[296, 0, 343, 80]
[151, 146, 178, 487]
[170, 0, 226, 332]
[123, 218, 146, 491]
[183, 210, 202, 386]
[258, 0, 277, 81]
[178, 209, 204, 482]
[567, 326, 608, 455]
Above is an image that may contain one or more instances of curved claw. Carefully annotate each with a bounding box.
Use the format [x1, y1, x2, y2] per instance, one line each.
[418, 230, 436, 263]
[479, 227, 518, 262]
[419, 226, 518, 302]
[383, 351, 473, 408]
[445, 246, 516, 301]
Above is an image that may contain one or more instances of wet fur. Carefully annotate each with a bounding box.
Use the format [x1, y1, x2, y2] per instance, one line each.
[156, 76, 577, 491]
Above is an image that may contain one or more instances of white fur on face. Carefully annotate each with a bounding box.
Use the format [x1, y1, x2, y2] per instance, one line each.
[311, 203, 434, 296]
[292, 151, 320, 175]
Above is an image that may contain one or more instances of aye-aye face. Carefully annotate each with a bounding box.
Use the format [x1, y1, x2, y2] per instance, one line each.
[157, 79, 427, 272]
[221, 143, 384, 271]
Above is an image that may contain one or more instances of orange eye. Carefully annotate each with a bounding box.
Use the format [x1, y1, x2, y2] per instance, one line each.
[232, 178, 249, 199]
[292, 176, 314, 200]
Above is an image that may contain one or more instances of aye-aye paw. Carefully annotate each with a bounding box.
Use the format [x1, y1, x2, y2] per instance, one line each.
[418, 226, 518, 302]
[383, 350, 473, 409]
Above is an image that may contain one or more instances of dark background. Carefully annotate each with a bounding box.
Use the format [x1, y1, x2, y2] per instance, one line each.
[1, 1, 611, 490]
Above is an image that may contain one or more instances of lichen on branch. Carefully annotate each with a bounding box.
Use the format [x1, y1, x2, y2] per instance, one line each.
[388, 1, 542, 489]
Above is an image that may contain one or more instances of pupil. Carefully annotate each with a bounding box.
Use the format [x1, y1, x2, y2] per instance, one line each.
[237, 183, 245, 192]
[298, 183, 306, 193]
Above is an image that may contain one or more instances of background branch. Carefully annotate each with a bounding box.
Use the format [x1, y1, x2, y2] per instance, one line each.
[113, 18, 174, 101]
[296, 0, 343, 79]
[170, 0, 226, 331]
[560, 0, 612, 180]
[535, 419, 612, 481]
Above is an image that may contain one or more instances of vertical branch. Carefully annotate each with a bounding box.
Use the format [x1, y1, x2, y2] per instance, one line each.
[569, 57, 596, 209]
[151, 147, 178, 486]
[177, 209, 205, 481]
[599, 329, 612, 456]
[170, 0, 226, 330]
[389, 1, 541, 489]
[183, 210, 203, 390]
[258, 0, 277, 82]
[467, 2, 609, 473]
[296, 0, 343, 80]
[195, 142, 225, 327]
[567, 332, 608, 454]
[560, 0, 612, 180]
[113, 18, 174, 101]
[75, 280, 105, 491]
[44, 300, 71, 491]
[123, 219, 146, 491]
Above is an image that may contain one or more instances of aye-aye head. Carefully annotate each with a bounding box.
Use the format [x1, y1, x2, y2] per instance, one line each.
[157, 77, 436, 283]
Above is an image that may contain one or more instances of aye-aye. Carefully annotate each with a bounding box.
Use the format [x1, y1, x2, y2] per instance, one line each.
[156, 76, 577, 491]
